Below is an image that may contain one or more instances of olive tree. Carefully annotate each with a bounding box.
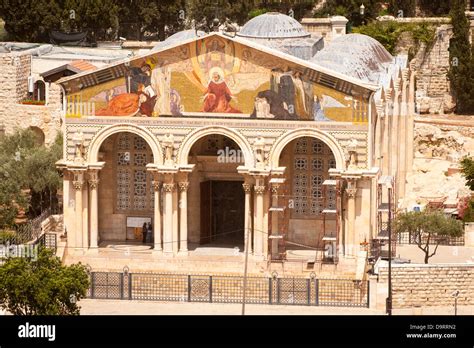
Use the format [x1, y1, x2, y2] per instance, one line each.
[394, 209, 464, 264]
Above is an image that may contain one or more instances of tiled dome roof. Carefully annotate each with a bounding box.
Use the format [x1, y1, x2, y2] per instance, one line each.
[237, 12, 310, 39]
[311, 34, 393, 84]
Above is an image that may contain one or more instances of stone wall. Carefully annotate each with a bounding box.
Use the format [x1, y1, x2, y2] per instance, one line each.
[413, 24, 454, 114]
[0, 52, 62, 145]
[378, 264, 474, 308]
[388, 17, 474, 114]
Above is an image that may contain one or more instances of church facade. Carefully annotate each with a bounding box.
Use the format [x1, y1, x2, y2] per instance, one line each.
[56, 13, 415, 273]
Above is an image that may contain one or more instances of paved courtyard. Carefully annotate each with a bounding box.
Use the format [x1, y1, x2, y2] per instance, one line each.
[78, 299, 473, 315]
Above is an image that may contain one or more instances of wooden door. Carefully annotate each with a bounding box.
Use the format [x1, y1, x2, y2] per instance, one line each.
[200, 181, 212, 244]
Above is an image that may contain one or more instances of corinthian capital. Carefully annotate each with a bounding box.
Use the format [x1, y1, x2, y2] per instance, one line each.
[178, 182, 189, 192]
[163, 183, 176, 192]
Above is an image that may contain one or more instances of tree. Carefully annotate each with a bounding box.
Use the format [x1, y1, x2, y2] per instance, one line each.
[0, 0, 62, 42]
[460, 156, 474, 191]
[418, 0, 451, 16]
[0, 129, 62, 228]
[448, 0, 474, 114]
[0, 248, 89, 315]
[314, 0, 383, 26]
[62, 0, 120, 42]
[185, 0, 253, 30]
[0, 0, 120, 42]
[394, 209, 464, 264]
[388, 0, 416, 18]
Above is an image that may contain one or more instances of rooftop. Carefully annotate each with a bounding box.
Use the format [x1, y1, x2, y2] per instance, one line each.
[237, 12, 311, 39]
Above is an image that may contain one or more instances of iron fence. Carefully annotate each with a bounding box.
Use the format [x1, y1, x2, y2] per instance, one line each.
[34, 233, 57, 253]
[397, 231, 465, 246]
[87, 271, 369, 308]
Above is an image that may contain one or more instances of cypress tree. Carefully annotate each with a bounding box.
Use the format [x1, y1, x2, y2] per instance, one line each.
[448, 0, 474, 114]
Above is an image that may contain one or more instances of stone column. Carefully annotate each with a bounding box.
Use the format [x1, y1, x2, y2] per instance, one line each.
[270, 184, 280, 259]
[162, 183, 175, 255]
[88, 172, 99, 251]
[254, 184, 265, 257]
[242, 182, 253, 255]
[406, 69, 416, 175]
[382, 88, 392, 175]
[73, 176, 84, 250]
[390, 90, 400, 177]
[345, 180, 357, 257]
[152, 181, 162, 253]
[178, 182, 189, 254]
[398, 71, 409, 198]
[172, 184, 179, 254]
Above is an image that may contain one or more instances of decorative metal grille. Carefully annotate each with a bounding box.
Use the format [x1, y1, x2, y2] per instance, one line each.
[294, 158, 307, 170]
[90, 272, 123, 299]
[87, 272, 369, 308]
[116, 133, 153, 212]
[212, 276, 270, 304]
[317, 279, 368, 307]
[277, 278, 310, 305]
[130, 273, 188, 301]
[292, 138, 336, 218]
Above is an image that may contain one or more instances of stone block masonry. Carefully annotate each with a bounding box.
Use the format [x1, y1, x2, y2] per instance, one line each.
[0, 52, 61, 145]
[377, 263, 474, 308]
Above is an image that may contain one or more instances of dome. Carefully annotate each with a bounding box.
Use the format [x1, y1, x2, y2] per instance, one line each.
[237, 12, 310, 39]
[152, 29, 206, 51]
[311, 34, 393, 84]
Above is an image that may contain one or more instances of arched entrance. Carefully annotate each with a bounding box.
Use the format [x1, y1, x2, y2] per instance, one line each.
[277, 136, 338, 255]
[186, 134, 246, 251]
[97, 132, 156, 246]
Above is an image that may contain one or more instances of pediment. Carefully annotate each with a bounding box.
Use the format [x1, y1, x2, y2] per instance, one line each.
[60, 32, 376, 123]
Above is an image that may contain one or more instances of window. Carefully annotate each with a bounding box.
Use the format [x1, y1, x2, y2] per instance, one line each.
[292, 137, 336, 218]
[116, 133, 154, 212]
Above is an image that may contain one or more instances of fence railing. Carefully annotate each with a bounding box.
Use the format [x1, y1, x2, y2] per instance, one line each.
[397, 231, 465, 246]
[86, 271, 369, 308]
[34, 233, 57, 253]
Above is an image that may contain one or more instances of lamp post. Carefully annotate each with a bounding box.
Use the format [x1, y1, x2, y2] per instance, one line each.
[241, 225, 251, 315]
[386, 183, 393, 316]
[360, 4, 366, 26]
[452, 290, 459, 315]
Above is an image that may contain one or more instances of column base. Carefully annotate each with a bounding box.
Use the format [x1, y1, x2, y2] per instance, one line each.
[162, 250, 174, 257]
[177, 250, 189, 257]
[73, 247, 87, 256]
[86, 247, 99, 255]
[152, 249, 163, 257]
[252, 253, 265, 261]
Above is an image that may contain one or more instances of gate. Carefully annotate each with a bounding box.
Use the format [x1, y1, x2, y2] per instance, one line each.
[276, 278, 311, 305]
[89, 272, 123, 299]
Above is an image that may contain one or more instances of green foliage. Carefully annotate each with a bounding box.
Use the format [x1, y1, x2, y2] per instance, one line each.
[249, 8, 269, 19]
[117, 0, 186, 41]
[394, 209, 464, 263]
[0, 129, 62, 228]
[462, 200, 474, 222]
[388, 0, 416, 18]
[0, 0, 63, 42]
[353, 20, 436, 55]
[418, 0, 451, 16]
[448, 0, 474, 114]
[0, 230, 17, 244]
[314, 0, 382, 26]
[0, 18, 7, 40]
[460, 157, 474, 190]
[62, 0, 119, 42]
[0, 248, 90, 315]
